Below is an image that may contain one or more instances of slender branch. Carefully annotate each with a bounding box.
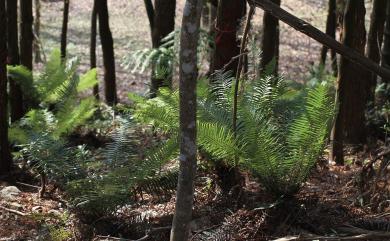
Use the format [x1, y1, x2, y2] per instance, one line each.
[0, 205, 27, 216]
[232, 5, 255, 164]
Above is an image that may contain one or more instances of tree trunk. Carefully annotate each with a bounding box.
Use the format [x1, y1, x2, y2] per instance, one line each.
[7, 0, 24, 122]
[320, 0, 338, 76]
[202, 1, 210, 29]
[260, 0, 280, 76]
[208, 2, 217, 74]
[61, 0, 70, 59]
[170, 0, 202, 240]
[143, 0, 154, 38]
[150, 0, 176, 98]
[381, 1, 390, 84]
[34, 0, 42, 63]
[0, 0, 12, 176]
[331, 0, 369, 164]
[366, 0, 386, 103]
[91, 0, 99, 99]
[96, 0, 117, 105]
[212, 0, 246, 75]
[20, 0, 33, 71]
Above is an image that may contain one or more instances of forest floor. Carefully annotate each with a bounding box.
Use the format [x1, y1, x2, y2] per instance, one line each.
[3, 0, 390, 240]
[2, 157, 390, 240]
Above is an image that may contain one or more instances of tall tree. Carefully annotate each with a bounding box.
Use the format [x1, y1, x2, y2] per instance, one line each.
[7, 0, 24, 122]
[61, 0, 70, 59]
[320, 0, 338, 75]
[170, 0, 202, 240]
[0, 0, 12, 176]
[366, 0, 386, 103]
[212, 0, 246, 75]
[91, 0, 99, 99]
[331, 0, 369, 165]
[20, 0, 34, 71]
[148, 0, 176, 97]
[96, 0, 117, 105]
[260, 0, 280, 76]
[381, 1, 390, 84]
[34, 0, 42, 63]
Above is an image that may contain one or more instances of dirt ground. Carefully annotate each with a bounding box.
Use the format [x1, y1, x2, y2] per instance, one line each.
[37, 0, 330, 102]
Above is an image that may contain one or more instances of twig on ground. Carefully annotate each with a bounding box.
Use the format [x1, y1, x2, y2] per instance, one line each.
[94, 226, 171, 241]
[0, 205, 27, 216]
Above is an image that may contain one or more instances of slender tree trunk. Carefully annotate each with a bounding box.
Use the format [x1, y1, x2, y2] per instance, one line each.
[202, 1, 210, 29]
[212, 0, 246, 75]
[143, 0, 154, 39]
[331, 0, 369, 164]
[0, 0, 12, 176]
[170, 0, 202, 240]
[150, 0, 176, 98]
[96, 0, 117, 105]
[7, 0, 24, 122]
[91, 0, 99, 99]
[20, 0, 34, 71]
[208, 2, 217, 74]
[320, 0, 338, 75]
[34, 0, 42, 63]
[366, 0, 386, 103]
[61, 0, 70, 59]
[381, 1, 390, 84]
[260, 0, 280, 76]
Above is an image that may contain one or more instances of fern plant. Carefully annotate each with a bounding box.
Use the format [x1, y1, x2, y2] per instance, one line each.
[123, 29, 213, 80]
[129, 72, 335, 196]
[7, 49, 98, 194]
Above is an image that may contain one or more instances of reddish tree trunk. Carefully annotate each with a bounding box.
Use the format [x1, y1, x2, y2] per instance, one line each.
[366, 0, 386, 103]
[7, 0, 24, 122]
[96, 0, 117, 105]
[212, 0, 246, 75]
[331, 0, 369, 164]
[0, 0, 12, 175]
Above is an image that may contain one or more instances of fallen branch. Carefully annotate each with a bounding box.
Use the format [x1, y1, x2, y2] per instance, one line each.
[273, 225, 390, 241]
[0, 205, 27, 216]
[94, 226, 171, 241]
[248, 0, 390, 80]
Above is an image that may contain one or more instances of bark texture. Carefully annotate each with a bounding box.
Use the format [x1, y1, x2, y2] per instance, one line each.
[320, 0, 337, 76]
[366, 0, 386, 102]
[96, 0, 117, 105]
[150, 0, 176, 97]
[212, 0, 246, 75]
[7, 0, 24, 122]
[0, 0, 12, 175]
[260, 0, 280, 76]
[381, 1, 390, 84]
[91, 0, 99, 99]
[34, 0, 42, 63]
[61, 0, 70, 59]
[170, 0, 203, 240]
[331, 0, 369, 164]
[20, 0, 34, 71]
